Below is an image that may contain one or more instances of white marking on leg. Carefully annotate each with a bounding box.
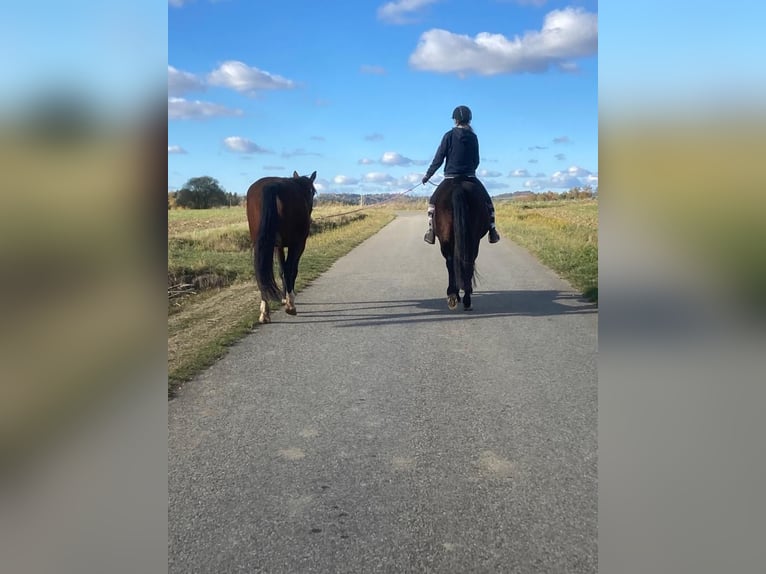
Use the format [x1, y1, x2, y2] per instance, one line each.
[259, 299, 271, 323]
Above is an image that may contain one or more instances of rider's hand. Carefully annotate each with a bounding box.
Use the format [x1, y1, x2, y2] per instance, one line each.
[421, 176, 429, 185]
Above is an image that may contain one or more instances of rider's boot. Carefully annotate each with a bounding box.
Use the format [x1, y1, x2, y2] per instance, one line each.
[487, 202, 500, 243]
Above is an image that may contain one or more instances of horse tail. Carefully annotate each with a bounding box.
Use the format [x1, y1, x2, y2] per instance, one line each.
[452, 183, 474, 291]
[254, 183, 283, 302]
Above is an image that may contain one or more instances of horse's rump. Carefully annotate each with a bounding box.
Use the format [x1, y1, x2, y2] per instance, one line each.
[433, 177, 490, 302]
[245, 172, 316, 305]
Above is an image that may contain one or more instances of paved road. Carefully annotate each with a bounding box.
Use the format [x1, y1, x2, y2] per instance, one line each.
[169, 212, 597, 573]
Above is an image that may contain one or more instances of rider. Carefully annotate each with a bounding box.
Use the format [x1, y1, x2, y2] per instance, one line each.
[421, 105, 500, 245]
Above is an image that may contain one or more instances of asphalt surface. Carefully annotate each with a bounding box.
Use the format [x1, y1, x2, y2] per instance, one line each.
[169, 212, 597, 573]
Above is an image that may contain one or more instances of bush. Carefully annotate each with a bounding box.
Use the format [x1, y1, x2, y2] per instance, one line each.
[175, 176, 228, 209]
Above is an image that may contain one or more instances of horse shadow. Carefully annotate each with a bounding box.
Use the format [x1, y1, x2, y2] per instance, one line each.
[289, 290, 596, 328]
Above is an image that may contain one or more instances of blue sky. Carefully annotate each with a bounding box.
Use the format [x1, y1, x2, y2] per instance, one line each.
[168, 0, 598, 197]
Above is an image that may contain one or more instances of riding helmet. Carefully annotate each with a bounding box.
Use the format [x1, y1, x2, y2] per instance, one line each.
[452, 105, 472, 123]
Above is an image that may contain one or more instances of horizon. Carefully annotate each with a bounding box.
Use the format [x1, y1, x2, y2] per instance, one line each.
[168, 1, 598, 197]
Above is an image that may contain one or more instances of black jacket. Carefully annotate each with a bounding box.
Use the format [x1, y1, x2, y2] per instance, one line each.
[425, 126, 479, 180]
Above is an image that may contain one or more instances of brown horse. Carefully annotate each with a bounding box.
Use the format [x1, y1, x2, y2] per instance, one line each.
[432, 176, 490, 310]
[246, 171, 317, 323]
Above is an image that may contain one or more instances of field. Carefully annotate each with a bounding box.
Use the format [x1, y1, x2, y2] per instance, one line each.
[168, 198, 598, 393]
[493, 199, 598, 300]
[168, 204, 395, 394]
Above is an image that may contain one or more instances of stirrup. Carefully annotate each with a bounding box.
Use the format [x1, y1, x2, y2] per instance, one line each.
[424, 229, 435, 244]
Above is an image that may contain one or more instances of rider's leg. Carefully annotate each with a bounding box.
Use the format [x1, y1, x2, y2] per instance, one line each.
[423, 202, 436, 244]
[477, 181, 500, 243]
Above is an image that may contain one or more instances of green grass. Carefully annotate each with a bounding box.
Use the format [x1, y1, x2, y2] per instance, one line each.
[167, 207, 395, 393]
[168, 206, 373, 308]
[167, 200, 599, 394]
[495, 199, 598, 301]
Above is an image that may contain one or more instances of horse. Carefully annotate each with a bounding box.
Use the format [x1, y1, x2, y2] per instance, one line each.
[246, 171, 317, 324]
[432, 176, 491, 311]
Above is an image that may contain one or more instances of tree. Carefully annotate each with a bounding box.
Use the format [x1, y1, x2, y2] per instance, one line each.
[224, 192, 242, 207]
[175, 176, 228, 209]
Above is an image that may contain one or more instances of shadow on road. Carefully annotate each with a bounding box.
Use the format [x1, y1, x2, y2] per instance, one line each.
[285, 290, 596, 327]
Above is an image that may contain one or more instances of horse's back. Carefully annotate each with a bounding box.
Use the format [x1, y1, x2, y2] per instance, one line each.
[246, 176, 312, 245]
[433, 178, 490, 240]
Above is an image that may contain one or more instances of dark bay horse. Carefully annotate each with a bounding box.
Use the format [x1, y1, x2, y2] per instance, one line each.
[432, 177, 490, 310]
[246, 171, 316, 323]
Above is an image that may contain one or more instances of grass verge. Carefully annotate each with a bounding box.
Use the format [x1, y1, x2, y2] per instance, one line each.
[168, 199, 598, 395]
[494, 199, 598, 301]
[168, 208, 394, 395]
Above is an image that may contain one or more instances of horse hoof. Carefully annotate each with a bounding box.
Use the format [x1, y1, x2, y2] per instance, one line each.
[259, 316, 271, 324]
[285, 307, 297, 316]
[463, 305, 473, 311]
[447, 295, 458, 310]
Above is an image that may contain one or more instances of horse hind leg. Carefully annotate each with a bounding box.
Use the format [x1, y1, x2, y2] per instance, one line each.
[443, 251, 460, 310]
[283, 243, 305, 316]
[258, 299, 271, 324]
[284, 290, 296, 315]
[276, 246, 288, 305]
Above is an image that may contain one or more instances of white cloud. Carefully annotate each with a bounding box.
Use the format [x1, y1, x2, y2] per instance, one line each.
[554, 153, 566, 160]
[380, 151, 414, 166]
[168, 66, 205, 96]
[553, 135, 571, 144]
[313, 180, 329, 193]
[478, 169, 502, 177]
[566, 165, 591, 177]
[400, 173, 423, 185]
[519, 166, 596, 190]
[542, 165, 598, 189]
[409, 7, 597, 75]
[333, 175, 359, 185]
[168, 145, 187, 154]
[358, 158, 375, 165]
[377, 0, 439, 24]
[524, 179, 544, 190]
[364, 172, 396, 184]
[549, 172, 586, 188]
[208, 61, 296, 95]
[485, 180, 510, 190]
[509, 168, 530, 177]
[223, 136, 273, 154]
[168, 97, 243, 120]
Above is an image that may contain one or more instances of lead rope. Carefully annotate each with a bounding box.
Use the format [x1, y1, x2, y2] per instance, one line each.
[311, 180, 437, 221]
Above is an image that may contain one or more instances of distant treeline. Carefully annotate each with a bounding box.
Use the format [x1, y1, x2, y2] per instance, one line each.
[169, 180, 597, 210]
[493, 186, 597, 201]
[314, 193, 426, 206]
[318, 187, 597, 205]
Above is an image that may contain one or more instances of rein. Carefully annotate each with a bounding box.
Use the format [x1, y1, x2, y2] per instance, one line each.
[311, 180, 437, 221]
